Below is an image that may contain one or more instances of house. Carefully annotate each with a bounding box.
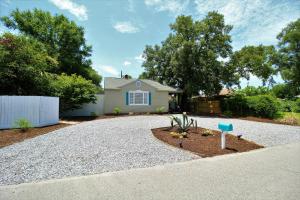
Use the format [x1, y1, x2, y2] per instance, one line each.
[103, 77, 179, 114]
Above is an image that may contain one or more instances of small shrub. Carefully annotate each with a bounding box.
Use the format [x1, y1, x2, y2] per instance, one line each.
[156, 106, 165, 114]
[113, 107, 121, 115]
[14, 118, 32, 132]
[202, 129, 214, 136]
[246, 95, 280, 118]
[293, 98, 300, 113]
[277, 114, 299, 125]
[221, 93, 248, 116]
[90, 112, 97, 117]
[223, 110, 233, 118]
[170, 113, 194, 134]
[279, 100, 296, 112]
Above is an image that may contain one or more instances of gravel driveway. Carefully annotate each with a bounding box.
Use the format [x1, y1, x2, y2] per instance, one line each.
[1, 115, 300, 186]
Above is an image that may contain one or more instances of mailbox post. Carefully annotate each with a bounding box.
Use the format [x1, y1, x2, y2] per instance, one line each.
[218, 123, 233, 149]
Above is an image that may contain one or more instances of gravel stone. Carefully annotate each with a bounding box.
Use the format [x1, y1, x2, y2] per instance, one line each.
[1, 115, 300, 186]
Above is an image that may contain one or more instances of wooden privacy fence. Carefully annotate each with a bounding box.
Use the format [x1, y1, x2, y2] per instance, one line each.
[0, 96, 59, 129]
[191, 99, 221, 115]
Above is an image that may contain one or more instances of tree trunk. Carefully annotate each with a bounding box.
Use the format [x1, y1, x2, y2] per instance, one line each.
[180, 92, 189, 112]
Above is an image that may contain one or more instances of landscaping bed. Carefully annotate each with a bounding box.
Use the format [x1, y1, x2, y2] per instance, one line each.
[152, 127, 263, 157]
[0, 123, 70, 148]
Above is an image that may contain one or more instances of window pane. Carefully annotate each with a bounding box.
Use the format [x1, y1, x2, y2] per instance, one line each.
[144, 92, 148, 104]
[135, 93, 143, 104]
[129, 93, 134, 104]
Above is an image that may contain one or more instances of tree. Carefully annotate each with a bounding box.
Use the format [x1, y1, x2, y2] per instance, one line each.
[0, 33, 57, 95]
[51, 74, 98, 111]
[1, 9, 102, 85]
[276, 19, 300, 89]
[228, 45, 277, 86]
[140, 12, 235, 110]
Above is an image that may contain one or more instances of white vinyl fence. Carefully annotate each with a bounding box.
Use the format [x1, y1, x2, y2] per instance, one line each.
[0, 96, 59, 129]
[62, 94, 104, 117]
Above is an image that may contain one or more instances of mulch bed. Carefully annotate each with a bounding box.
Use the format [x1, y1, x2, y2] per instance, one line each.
[0, 123, 70, 148]
[152, 127, 263, 157]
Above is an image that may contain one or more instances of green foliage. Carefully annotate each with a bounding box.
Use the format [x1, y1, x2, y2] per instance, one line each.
[221, 93, 248, 116]
[90, 112, 97, 117]
[278, 99, 297, 112]
[294, 99, 300, 113]
[245, 95, 280, 118]
[14, 118, 32, 132]
[0, 33, 57, 95]
[229, 45, 277, 85]
[222, 93, 280, 118]
[222, 110, 233, 118]
[51, 74, 97, 112]
[1, 8, 102, 85]
[141, 12, 234, 109]
[113, 107, 121, 115]
[170, 113, 194, 133]
[276, 112, 300, 125]
[276, 19, 300, 88]
[156, 106, 165, 114]
[271, 83, 298, 99]
[235, 86, 270, 96]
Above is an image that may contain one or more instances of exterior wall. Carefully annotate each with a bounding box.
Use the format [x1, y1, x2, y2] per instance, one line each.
[62, 95, 104, 117]
[0, 96, 59, 129]
[104, 81, 169, 114]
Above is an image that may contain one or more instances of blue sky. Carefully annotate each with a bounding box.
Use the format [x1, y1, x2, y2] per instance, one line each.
[1, 0, 300, 87]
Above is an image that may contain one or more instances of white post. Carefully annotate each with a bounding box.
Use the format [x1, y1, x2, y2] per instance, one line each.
[221, 131, 226, 149]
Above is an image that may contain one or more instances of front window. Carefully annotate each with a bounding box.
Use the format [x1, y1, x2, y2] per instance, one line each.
[129, 90, 149, 105]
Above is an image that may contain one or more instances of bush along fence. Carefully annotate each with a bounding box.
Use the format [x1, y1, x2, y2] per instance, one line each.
[0, 96, 59, 129]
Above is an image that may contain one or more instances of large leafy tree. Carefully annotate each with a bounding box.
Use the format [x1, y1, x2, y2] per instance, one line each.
[228, 45, 277, 86]
[276, 19, 300, 89]
[51, 74, 97, 112]
[0, 33, 57, 95]
[1, 9, 102, 85]
[141, 12, 235, 109]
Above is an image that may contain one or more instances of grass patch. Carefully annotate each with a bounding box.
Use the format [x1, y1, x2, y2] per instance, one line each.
[275, 112, 300, 125]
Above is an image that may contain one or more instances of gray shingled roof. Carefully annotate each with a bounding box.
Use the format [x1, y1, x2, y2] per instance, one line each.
[104, 77, 179, 92]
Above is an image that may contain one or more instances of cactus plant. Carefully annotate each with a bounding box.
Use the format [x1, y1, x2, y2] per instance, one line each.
[170, 113, 194, 134]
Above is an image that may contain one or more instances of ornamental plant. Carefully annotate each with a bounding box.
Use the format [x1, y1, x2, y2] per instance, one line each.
[170, 112, 194, 135]
[14, 118, 32, 132]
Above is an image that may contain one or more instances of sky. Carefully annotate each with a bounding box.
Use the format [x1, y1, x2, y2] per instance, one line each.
[0, 0, 299, 87]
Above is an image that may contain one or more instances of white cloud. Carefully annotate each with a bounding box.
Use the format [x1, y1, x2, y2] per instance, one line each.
[134, 54, 146, 63]
[123, 61, 131, 66]
[49, 0, 88, 21]
[100, 65, 119, 76]
[113, 21, 140, 33]
[194, 0, 300, 50]
[145, 0, 190, 14]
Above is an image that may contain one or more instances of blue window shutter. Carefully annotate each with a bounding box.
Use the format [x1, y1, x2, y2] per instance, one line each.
[149, 92, 151, 105]
[126, 92, 129, 105]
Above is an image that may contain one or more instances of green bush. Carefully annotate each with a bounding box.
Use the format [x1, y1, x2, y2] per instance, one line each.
[245, 95, 280, 118]
[222, 110, 233, 118]
[279, 100, 296, 112]
[294, 98, 300, 113]
[235, 86, 270, 96]
[90, 112, 97, 117]
[156, 106, 165, 114]
[51, 74, 98, 112]
[14, 118, 32, 132]
[222, 94, 280, 118]
[221, 93, 248, 116]
[113, 107, 121, 115]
